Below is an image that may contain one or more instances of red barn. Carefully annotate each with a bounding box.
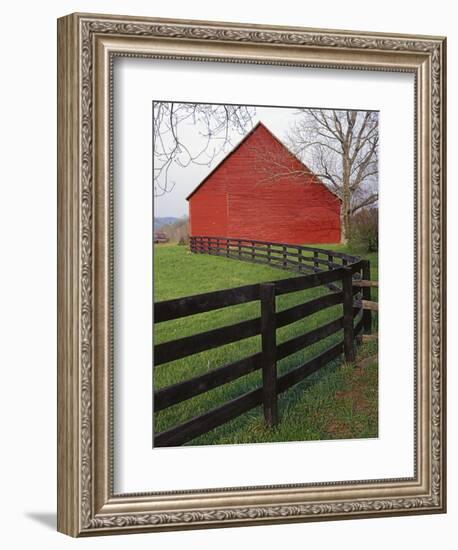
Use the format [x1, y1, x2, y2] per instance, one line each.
[186, 122, 341, 244]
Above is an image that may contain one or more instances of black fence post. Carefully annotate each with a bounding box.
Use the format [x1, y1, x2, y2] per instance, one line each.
[362, 260, 372, 334]
[298, 248, 302, 272]
[342, 267, 355, 363]
[260, 283, 278, 427]
[238, 239, 242, 259]
[268, 243, 272, 263]
[328, 254, 333, 271]
[313, 251, 319, 270]
[282, 245, 287, 268]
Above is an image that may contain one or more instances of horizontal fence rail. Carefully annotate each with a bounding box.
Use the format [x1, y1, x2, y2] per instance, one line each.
[154, 341, 348, 447]
[153, 237, 373, 447]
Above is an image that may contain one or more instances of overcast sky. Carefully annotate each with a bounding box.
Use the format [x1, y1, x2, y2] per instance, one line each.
[153, 106, 302, 219]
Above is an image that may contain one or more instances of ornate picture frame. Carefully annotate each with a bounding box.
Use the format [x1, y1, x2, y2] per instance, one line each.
[57, 12, 446, 536]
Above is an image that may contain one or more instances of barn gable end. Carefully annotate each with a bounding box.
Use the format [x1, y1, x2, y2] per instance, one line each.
[187, 121, 341, 244]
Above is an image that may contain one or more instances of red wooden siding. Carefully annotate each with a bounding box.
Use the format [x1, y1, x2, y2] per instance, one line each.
[188, 165, 228, 237]
[187, 122, 341, 244]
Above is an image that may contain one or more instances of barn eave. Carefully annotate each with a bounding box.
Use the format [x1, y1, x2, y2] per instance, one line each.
[185, 120, 342, 203]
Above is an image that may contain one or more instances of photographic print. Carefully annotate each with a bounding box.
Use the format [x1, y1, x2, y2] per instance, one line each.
[152, 101, 379, 448]
[58, 14, 446, 535]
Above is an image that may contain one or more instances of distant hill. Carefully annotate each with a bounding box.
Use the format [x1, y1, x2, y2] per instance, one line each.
[154, 217, 179, 229]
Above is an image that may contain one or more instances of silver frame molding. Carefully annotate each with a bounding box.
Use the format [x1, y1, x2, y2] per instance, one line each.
[57, 12, 446, 537]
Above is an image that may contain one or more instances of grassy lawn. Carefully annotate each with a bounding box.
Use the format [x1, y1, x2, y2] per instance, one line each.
[153, 243, 378, 446]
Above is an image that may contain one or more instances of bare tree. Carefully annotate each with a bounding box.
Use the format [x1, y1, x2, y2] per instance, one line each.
[160, 217, 189, 243]
[153, 102, 256, 196]
[286, 109, 379, 241]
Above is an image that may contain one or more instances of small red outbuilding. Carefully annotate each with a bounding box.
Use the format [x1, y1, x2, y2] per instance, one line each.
[186, 122, 341, 244]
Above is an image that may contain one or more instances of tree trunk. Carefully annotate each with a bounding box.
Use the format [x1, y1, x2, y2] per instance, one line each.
[341, 195, 351, 244]
[341, 153, 351, 243]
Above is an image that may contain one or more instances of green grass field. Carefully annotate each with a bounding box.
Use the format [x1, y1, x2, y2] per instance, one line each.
[153, 243, 378, 446]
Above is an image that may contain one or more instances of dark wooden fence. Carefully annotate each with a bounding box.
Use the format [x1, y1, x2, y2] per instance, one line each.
[190, 235, 360, 267]
[153, 240, 371, 447]
[190, 235, 372, 336]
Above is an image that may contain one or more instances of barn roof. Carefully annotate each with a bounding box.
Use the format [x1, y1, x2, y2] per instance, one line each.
[185, 121, 341, 202]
